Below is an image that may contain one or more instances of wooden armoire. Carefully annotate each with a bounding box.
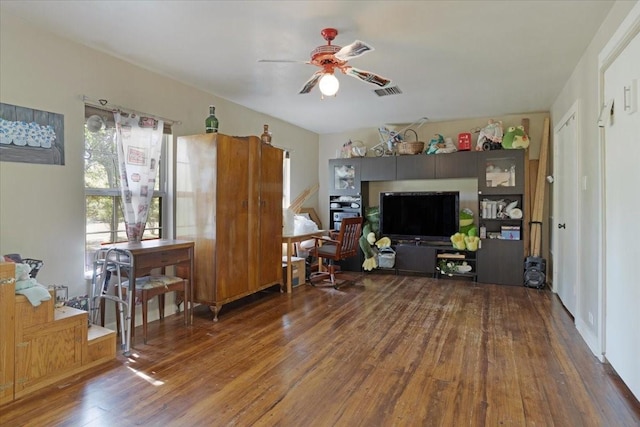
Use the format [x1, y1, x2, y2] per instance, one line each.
[175, 133, 283, 320]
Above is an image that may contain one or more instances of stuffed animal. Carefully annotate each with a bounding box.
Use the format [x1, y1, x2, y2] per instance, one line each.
[459, 209, 477, 236]
[502, 125, 530, 149]
[450, 232, 466, 250]
[360, 222, 378, 271]
[14, 262, 51, 306]
[476, 120, 503, 151]
[464, 235, 480, 251]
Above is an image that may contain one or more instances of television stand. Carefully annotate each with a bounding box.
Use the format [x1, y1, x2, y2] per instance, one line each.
[393, 239, 450, 247]
[392, 240, 455, 274]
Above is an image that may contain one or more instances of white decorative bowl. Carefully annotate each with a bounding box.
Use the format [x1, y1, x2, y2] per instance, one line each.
[455, 264, 472, 273]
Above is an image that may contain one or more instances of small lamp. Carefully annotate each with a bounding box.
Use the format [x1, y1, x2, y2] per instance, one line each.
[319, 73, 339, 97]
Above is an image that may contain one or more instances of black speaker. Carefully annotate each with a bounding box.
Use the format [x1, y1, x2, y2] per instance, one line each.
[525, 256, 546, 272]
[524, 268, 546, 288]
[524, 256, 546, 288]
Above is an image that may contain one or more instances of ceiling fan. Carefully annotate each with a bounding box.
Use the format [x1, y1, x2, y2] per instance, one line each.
[258, 28, 392, 96]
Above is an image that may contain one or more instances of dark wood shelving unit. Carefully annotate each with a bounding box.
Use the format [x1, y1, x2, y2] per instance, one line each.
[328, 149, 526, 286]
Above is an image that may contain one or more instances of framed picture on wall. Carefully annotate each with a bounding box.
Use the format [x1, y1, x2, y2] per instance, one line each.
[0, 102, 65, 165]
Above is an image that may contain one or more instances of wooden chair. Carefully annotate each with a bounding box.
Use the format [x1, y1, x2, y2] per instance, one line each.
[308, 216, 363, 289]
[120, 275, 187, 344]
[90, 248, 187, 348]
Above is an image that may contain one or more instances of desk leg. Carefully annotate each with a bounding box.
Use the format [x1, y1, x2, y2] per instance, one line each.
[286, 239, 293, 294]
[318, 238, 324, 273]
[189, 246, 194, 325]
[124, 268, 134, 356]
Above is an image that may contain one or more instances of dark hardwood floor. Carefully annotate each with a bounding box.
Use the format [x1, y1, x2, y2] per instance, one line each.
[1, 274, 639, 426]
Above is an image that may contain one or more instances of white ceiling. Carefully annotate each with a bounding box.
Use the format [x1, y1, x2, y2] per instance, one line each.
[1, 1, 614, 134]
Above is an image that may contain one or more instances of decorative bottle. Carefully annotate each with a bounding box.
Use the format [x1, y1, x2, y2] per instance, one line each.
[205, 105, 219, 133]
[261, 124, 272, 144]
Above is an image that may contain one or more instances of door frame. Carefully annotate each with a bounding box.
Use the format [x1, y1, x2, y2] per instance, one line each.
[597, 2, 640, 361]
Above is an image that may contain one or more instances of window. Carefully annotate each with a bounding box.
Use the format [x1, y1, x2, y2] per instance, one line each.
[83, 106, 169, 269]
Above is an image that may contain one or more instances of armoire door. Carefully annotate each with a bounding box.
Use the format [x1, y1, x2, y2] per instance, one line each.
[215, 135, 251, 300]
[176, 134, 219, 304]
[257, 143, 284, 287]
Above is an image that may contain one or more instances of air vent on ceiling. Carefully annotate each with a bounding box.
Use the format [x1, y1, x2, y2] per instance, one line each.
[374, 86, 402, 97]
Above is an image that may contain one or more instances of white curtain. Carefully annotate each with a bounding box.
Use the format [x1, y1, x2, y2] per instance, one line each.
[113, 112, 164, 243]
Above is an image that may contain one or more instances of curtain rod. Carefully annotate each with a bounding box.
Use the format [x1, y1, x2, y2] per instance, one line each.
[82, 95, 182, 126]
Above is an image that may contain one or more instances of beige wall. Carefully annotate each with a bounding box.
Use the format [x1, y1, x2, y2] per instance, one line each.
[550, 0, 637, 357]
[0, 12, 319, 300]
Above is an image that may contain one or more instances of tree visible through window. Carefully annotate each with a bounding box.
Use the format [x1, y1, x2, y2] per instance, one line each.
[83, 107, 167, 270]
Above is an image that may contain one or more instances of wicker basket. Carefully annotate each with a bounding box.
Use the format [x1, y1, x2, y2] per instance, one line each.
[397, 129, 424, 155]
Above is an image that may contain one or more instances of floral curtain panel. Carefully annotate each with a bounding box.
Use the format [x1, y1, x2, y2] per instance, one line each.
[113, 112, 164, 242]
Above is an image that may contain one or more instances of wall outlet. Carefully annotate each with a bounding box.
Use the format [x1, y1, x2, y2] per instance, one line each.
[588, 312, 594, 325]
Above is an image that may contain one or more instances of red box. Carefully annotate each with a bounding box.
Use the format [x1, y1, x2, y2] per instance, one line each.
[458, 133, 472, 151]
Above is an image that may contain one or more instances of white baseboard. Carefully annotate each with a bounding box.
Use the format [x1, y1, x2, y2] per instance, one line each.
[576, 317, 604, 362]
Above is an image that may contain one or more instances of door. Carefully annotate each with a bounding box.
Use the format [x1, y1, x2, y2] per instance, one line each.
[176, 134, 220, 304]
[477, 150, 525, 195]
[360, 156, 396, 181]
[476, 239, 524, 286]
[15, 316, 84, 397]
[328, 158, 361, 196]
[216, 135, 251, 300]
[257, 142, 283, 288]
[603, 29, 640, 401]
[552, 104, 579, 316]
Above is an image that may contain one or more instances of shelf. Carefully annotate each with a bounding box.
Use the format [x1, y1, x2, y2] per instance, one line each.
[435, 249, 476, 280]
[435, 269, 477, 279]
[437, 253, 467, 259]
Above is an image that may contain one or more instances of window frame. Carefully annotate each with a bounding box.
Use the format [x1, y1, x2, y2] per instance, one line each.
[83, 105, 170, 270]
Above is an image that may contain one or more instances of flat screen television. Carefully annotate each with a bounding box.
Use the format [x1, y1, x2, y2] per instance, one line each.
[379, 191, 459, 243]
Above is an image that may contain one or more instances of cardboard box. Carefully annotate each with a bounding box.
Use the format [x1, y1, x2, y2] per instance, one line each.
[501, 226, 521, 240]
[282, 256, 306, 287]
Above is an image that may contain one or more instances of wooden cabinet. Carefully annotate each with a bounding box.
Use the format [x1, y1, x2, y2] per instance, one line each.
[360, 156, 396, 181]
[395, 155, 436, 180]
[14, 299, 86, 399]
[176, 134, 283, 320]
[477, 150, 525, 194]
[0, 263, 15, 405]
[328, 158, 361, 195]
[394, 244, 436, 274]
[477, 239, 524, 285]
[435, 151, 477, 178]
[326, 149, 527, 286]
[477, 149, 526, 285]
[1, 261, 116, 405]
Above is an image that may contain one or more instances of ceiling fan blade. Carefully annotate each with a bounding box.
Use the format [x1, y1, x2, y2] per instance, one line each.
[258, 59, 309, 64]
[334, 40, 374, 61]
[344, 67, 391, 88]
[299, 71, 323, 94]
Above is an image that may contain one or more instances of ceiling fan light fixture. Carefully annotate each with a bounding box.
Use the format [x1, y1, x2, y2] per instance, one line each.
[319, 73, 339, 97]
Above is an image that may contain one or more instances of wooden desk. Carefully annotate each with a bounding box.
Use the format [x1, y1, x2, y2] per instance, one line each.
[107, 239, 194, 354]
[282, 231, 326, 293]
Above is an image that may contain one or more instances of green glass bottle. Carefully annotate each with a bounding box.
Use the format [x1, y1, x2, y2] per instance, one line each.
[205, 105, 219, 133]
